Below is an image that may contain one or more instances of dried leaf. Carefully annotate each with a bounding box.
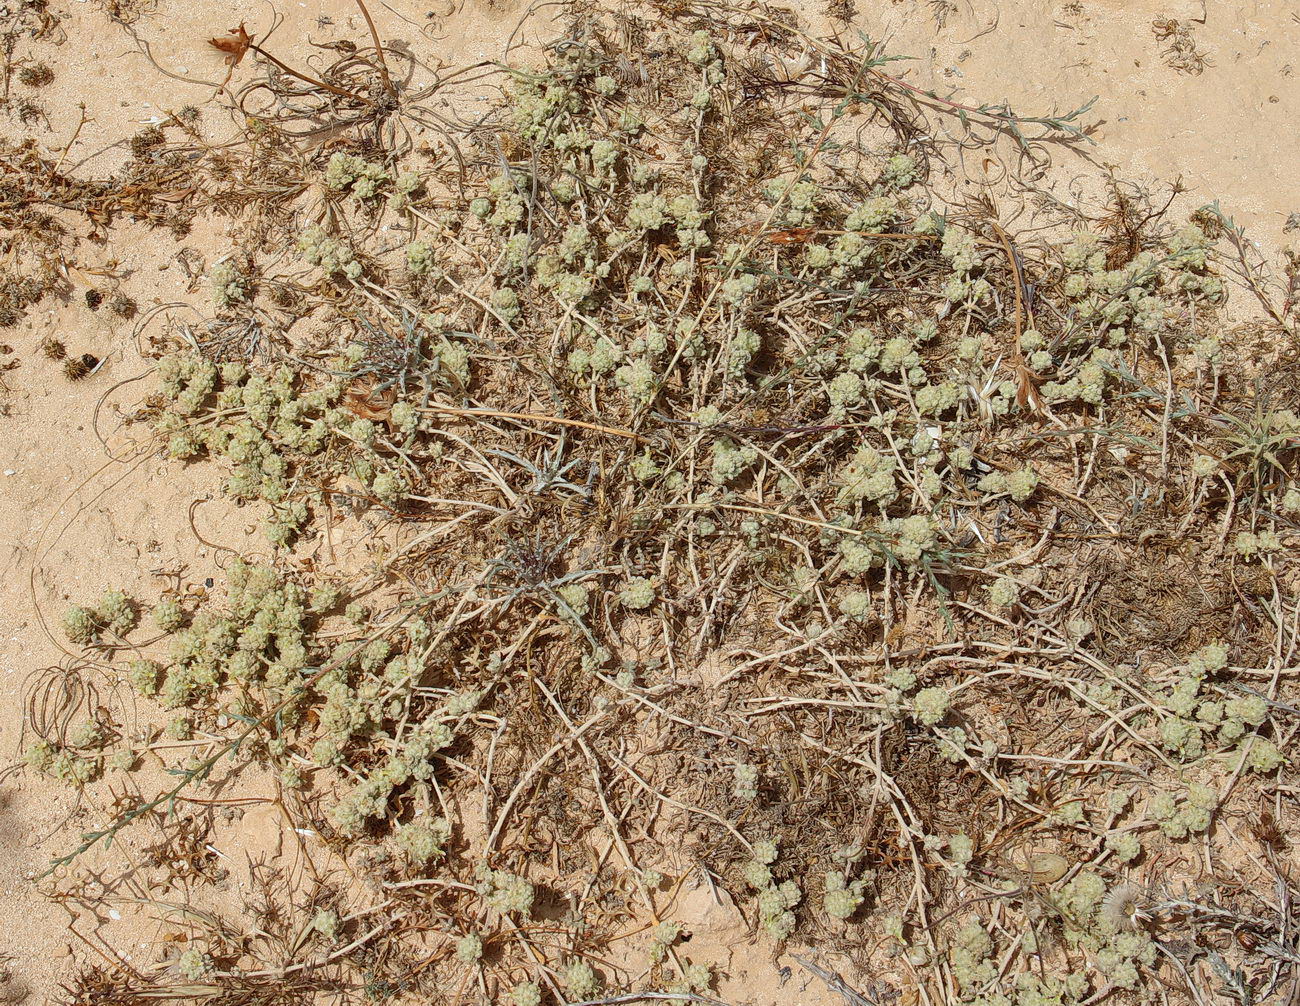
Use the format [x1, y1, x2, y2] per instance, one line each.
[1014, 363, 1042, 414]
[343, 380, 394, 422]
[1025, 852, 1069, 884]
[767, 227, 817, 245]
[209, 22, 252, 67]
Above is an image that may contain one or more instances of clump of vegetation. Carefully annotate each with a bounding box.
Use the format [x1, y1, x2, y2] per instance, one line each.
[9, 2, 1299, 1004]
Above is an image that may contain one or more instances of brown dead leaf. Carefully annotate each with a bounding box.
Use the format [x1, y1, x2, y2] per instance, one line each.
[766, 227, 816, 245]
[209, 22, 252, 67]
[1025, 852, 1070, 884]
[343, 379, 395, 422]
[1014, 362, 1042, 414]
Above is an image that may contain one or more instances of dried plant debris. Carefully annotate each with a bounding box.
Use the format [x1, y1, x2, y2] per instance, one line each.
[7, 3, 1300, 1006]
[61, 353, 98, 380]
[1152, 18, 1213, 75]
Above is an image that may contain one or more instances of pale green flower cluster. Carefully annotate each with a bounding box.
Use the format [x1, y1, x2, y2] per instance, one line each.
[822, 870, 867, 919]
[61, 588, 137, 646]
[1150, 783, 1215, 839]
[1104, 830, 1142, 863]
[1095, 931, 1156, 991]
[839, 536, 881, 575]
[941, 225, 982, 275]
[668, 192, 710, 250]
[298, 225, 361, 279]
[985, 577, 1019, 609]
[388, 171, 420, 210]
[330, 713, 461, 836]
[511, 981, 541, 1006]
[455, 933, 483, 963]
[766, 175, 821, 225]
[556, 582, 589, 618]
[312, 909, 340, 940]
[947, 832, 974, 870]
[429, 338, 471, 387]
[407, 240, 436, 275]
[710, 437, 756, 484]
[838, 590, 872, 619]
[209, 259, 246, 309]
[951, 918, 996, 991]
[881, 153, 917, 190]
[152, 596, 186, 632]
[881, 514, 940, 565]
[563, 959, 599, 998]
[826, 371, 864, 414]
[673, 962, 713, 995]
[395, 818, 452, 864]
[154, 347, 428, 538]
[977, 972, 1089, 1006]
[836, 445, 897, 505]
[478, 868, 536, 915]
[67, 718, 102, 749]
[979, 465, 1039, 503]
[324, 151, 389, 199]
[619, 575, 656, 609]
[1234, 528, 1283, 558]
[845, 195, 900, 232]
[614, 357, 656, 405]
[733, 762, 759, 801]
[156, 350, 218, 420]
[626, 191, 668, 231]
[140, 560, 313, 708]
[25, 738, 97, 786]
[913, 686, 950, 725]
[649, 920, 681, 963]
[1188, 641, 1228, 677]
[684, 29, 716, 66]
[174, 946, 213, 981]
[914, 380, 961, 416]
[743, 838, 802, 940]
[1041, 348, 1113, 405]
[568, 336, 623, 384]
[1154, 641, 1281, 763]
[127, 658, 162, 697]
[61, 604, 98, 645]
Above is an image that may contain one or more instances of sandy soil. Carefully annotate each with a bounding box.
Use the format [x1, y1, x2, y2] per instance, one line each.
[877, 0, 1297, 257]
[0, 0, 1296, 1001]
